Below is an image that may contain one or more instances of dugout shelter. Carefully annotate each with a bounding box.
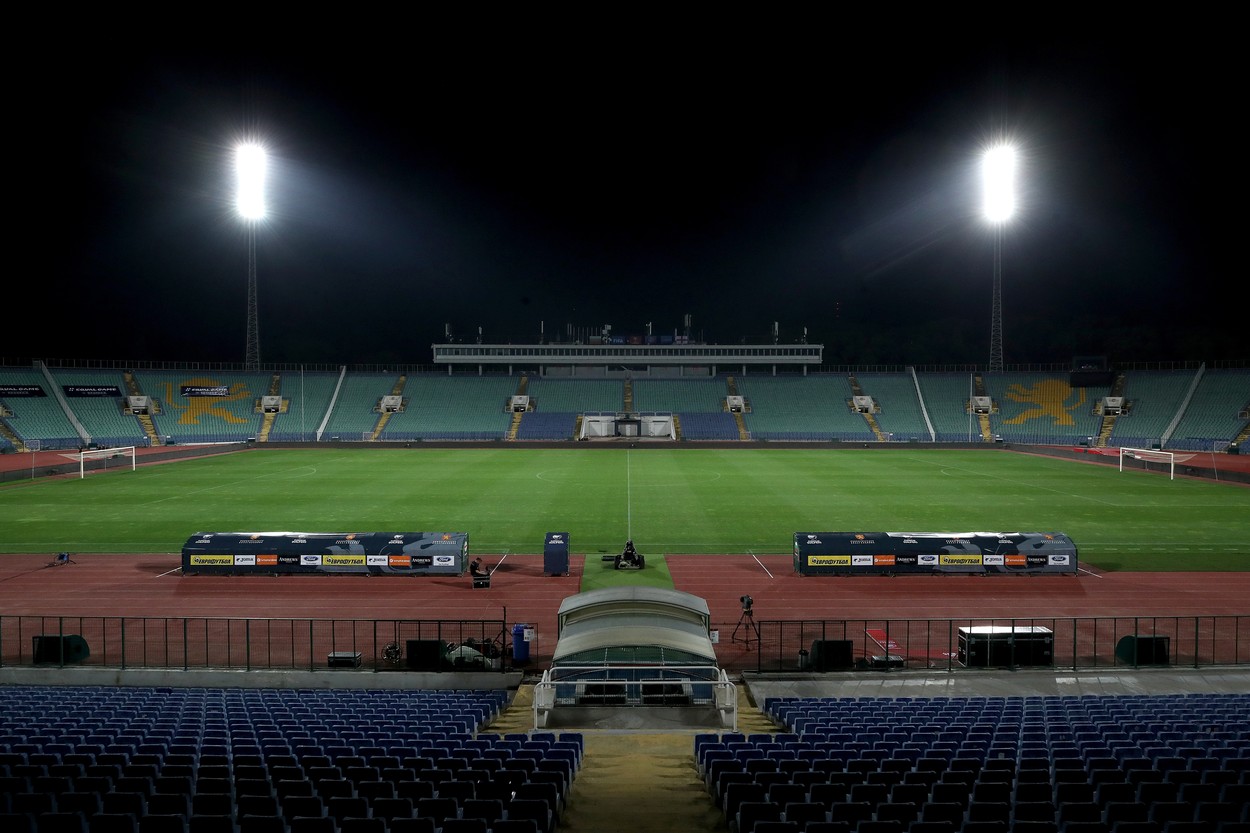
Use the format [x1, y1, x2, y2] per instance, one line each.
[182, 531, 468, 576]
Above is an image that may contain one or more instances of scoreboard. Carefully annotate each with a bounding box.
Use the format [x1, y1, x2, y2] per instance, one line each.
[182, 531, 468, 576]
[794, 531, 1077, 576]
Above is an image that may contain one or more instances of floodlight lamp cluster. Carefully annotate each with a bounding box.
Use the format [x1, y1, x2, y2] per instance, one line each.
[981, 144, 1017, 224]
[235, 143, 267, 221]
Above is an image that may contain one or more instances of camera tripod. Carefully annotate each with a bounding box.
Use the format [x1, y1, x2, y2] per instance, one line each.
[731, 607, 759, 646]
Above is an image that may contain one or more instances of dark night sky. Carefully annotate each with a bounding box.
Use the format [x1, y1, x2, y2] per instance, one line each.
[21, 20, 1242, 367]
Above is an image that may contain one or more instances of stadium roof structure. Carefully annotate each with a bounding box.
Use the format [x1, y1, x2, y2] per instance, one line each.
[432, 342, 824, 372]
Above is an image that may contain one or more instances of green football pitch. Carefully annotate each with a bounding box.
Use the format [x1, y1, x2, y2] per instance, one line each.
[1, 447, 1247, 570]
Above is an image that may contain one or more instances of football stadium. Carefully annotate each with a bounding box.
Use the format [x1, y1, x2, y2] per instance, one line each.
[6, 29, 1250, 833]
[2, 357, 1249, 833]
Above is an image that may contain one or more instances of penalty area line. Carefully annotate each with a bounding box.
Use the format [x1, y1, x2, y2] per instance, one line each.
[748, 550, 774, 578]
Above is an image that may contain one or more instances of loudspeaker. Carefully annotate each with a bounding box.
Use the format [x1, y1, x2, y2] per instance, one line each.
[1116, 635, 1170, 666]
[809, 639, 854, 671]
[406, 639, 445, 671]
[33, 634, 90, 664]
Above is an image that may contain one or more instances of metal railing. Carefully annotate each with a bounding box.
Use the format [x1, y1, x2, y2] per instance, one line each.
[6, 613, 1248, 676]
[732, 615, 1250, 673]
[533, 664, 736, 730]
[1, 615, 509, 673]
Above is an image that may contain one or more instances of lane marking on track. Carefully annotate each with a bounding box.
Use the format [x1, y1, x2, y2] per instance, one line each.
[748, 550, 775, 578]
[156, 567, 182, 578]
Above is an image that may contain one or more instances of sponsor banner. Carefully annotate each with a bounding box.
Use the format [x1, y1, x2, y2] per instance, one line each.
[181, 385, 230, 397]
[794, 531, 1077, 575]
[233, 554, 256, 566]
[189, 554, 233, 566]
[323, 554, 366, 567]
[183, 531, 468, 575]
[63, 385, 122, 397]
[0, 385, 45, 397]
[807, 555, 851, 566]
[940, 554, 984, 566]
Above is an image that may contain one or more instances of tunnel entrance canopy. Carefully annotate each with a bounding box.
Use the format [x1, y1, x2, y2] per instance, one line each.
[552, 586, 716, 665]
[536, 587, 735, 729]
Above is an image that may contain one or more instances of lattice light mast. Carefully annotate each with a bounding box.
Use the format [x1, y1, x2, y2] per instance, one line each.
[982, 144, 1016, 374]
[236, 143, 267, 370]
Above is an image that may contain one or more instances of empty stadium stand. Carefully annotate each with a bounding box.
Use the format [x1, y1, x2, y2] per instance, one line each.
[699, 691, 1250, 833]
[13, 365, 1249, 452]
[0, 685, 579, 833]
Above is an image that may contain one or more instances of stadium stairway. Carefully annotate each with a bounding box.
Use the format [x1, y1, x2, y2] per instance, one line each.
[863, 411, 888, 442]
[486, 681, 774, 833]
[368, 374, 407, 440]
[0, 418, 26, 450]
[256, 373, 283, 441]
[1234, 420, 1250, 446]
[124, 370, 164, 446]
[1092, 372, 1128, 447]
[508, 409, 523, 440]
[624, 378, 634, 412]
[848, 374, 888, 441]
[973, 373, 995, 441]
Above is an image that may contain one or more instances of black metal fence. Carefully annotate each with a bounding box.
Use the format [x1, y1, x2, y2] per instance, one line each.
[1, 615, 509, 673]
[6, 613, 1249, 675]
[733, 615, 1250, 673]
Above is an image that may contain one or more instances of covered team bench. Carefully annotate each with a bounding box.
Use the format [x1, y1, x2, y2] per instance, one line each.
[181, 531, 468, 576]
[794, 531, 1077, 576]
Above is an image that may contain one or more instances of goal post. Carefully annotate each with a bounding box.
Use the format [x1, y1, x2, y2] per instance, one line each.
[78, 446, 137, 479]
[1118, 446, 1175, 480]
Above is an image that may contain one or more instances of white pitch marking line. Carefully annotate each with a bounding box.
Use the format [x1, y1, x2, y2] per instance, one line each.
[749, 550, 774, 578]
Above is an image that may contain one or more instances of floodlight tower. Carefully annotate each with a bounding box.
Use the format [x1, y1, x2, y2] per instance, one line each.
[236, 143, 267, 370]
[982, 144, 1016, 373]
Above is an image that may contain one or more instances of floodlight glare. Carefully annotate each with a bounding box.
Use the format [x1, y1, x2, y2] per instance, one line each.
[235, 143, 267, 220]
[981, 144, 1016, 224]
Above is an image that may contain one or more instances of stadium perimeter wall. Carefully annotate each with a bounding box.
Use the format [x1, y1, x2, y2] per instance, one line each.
[4, 440, 1249, 485]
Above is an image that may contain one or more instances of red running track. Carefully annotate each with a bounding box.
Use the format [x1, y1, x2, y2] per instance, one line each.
[3, 552, 1248, 669]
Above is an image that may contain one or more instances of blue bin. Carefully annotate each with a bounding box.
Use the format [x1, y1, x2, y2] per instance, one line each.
[512, 623, 531, 664]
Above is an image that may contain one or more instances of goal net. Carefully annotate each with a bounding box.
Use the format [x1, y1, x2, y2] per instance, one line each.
[1118, 446, 1176, 480]
[78, 446, 137, 479]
